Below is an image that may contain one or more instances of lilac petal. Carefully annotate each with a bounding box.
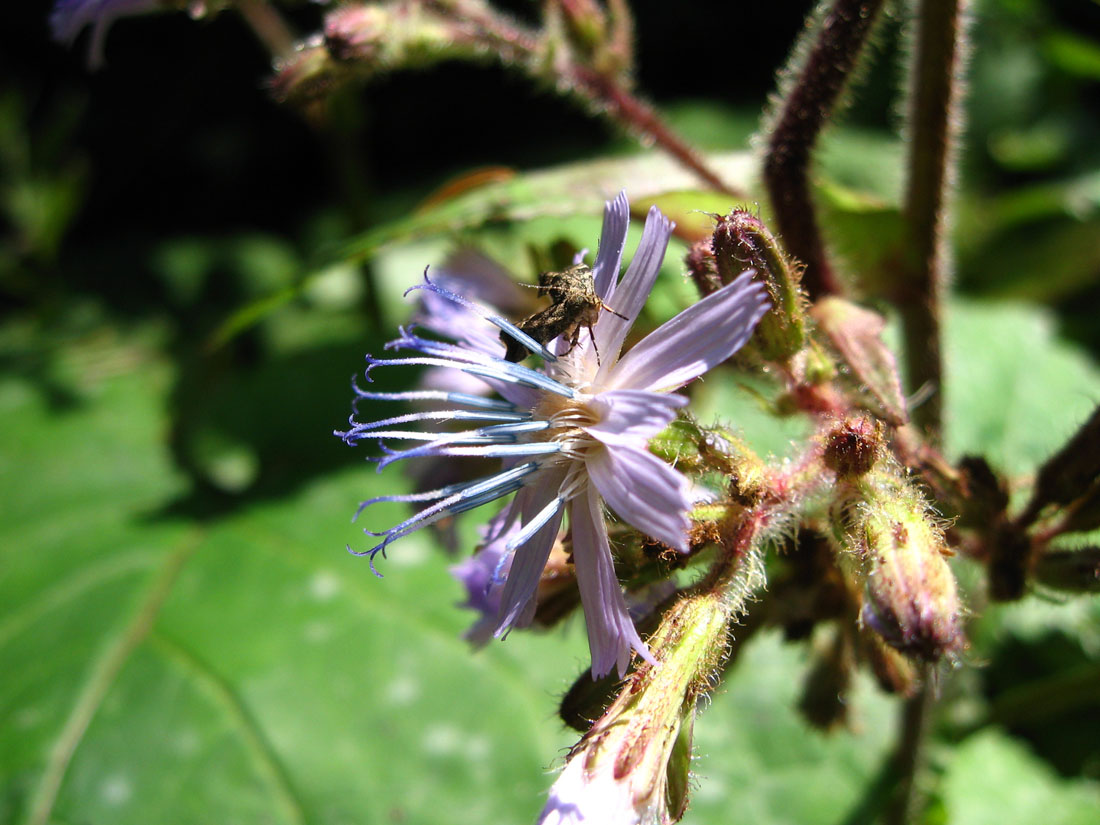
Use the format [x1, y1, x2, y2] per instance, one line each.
[594, 206, 675, 380]
[607, 271, 770, 392]
[586, 389, 687, 447]
[436, 248, 527, 313]
[591, 192, 631, 299]
[495, 469, 567, 634]
[51, 0, 159, 68]
[587, 443, 692, 551]
[451, 508, 518, 647]
[570, 487, 653, 679]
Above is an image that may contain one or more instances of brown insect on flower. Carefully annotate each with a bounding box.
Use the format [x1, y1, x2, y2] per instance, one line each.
[502, 264, 627, 363]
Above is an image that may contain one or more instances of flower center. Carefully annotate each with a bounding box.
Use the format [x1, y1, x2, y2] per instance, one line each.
[531, 392, 602, 462]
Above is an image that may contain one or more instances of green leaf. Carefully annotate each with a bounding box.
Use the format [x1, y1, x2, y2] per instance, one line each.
[210, 150, 757, 348]
[0, 331, 585, 825]
[690, 632, 896, 824]
[941, 730, 1100, 825]
[943, 301, 1100, 476]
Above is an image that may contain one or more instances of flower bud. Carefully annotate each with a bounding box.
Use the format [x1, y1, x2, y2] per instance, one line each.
[684, 238, 720, 297]
[539, 592, 732, 825]
[859, 488, 963, 662]
[823, 415, 884, 478]
[711, 210, 807, 361]
[812, 296, 909, 426]
[322, 2, 483, 77]
[830, 469, 964, 662]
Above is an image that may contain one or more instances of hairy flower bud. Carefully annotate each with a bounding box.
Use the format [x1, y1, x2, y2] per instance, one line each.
[539, 591, 734, 824]
[812, 297, 909, 426]
[684, 238, 720, 297]
[831, 470, 964, 662]
[860, 491, 963, 662]
[322, 2, 490, 77]
[823, 415, 884, 478]
[711, 210, 807, 361]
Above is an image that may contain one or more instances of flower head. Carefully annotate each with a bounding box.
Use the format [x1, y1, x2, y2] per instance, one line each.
[337, 192, 769, 678]
[50, 0, 161, 68]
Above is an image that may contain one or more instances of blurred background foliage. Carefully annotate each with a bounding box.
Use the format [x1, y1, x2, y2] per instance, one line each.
[1, 1, 1099, 823]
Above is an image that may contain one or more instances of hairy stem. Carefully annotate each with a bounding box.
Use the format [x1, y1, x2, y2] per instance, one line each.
[763, 0, 887, 299]
[571, 67, 747, 198]
[237, 0, 297, 60]
[898, 0, 969, 444]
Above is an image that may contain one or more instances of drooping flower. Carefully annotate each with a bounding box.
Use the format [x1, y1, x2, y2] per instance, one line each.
[50, 0, 161, 68]
[337, 192, 769, 678]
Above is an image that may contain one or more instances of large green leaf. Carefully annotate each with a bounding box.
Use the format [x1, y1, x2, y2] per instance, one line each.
[943, 301, 1100, 475]
[0, 334, 584, 825]
[941, 730, 1100, 825]
[5, 294, 1100, 825]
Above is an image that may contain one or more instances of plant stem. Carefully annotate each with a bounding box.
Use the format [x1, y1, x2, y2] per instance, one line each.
[885, 670, 934, 825]
[237, 0, 297, 60]
[898, 0, 969, 445]
[763, 0, 886, 299]
[573, 67, 746, 199]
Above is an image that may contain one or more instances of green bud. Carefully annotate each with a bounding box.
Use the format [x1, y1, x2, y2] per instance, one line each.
[542, 592, 733, 823]
[322, 2, 487, 77]
[862, 490, 963, 662]
[711, 210, 807, 361]
[832, 470, 964, 662]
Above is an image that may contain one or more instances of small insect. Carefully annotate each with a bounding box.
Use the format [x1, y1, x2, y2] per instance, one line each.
[502, 264, 627, 363]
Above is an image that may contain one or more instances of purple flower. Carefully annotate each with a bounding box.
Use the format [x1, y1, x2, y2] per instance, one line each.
[50, 0, 160, 68]
[337, 192, 769, 678]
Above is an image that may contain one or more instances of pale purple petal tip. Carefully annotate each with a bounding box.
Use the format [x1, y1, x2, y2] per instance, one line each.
[594, 206, 676, 379]
[591, 192, 630, 299]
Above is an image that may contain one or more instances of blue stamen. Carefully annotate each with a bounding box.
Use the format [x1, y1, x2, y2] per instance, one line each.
[374, 431, 558, 470]
[362, 354, 575, 399]
[506, 495, 565, 552]
[338, 408, 532, 441]
[349, 385, 517, 412]
[405, 272, 557, 362]
[350, 461, 543, 575]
